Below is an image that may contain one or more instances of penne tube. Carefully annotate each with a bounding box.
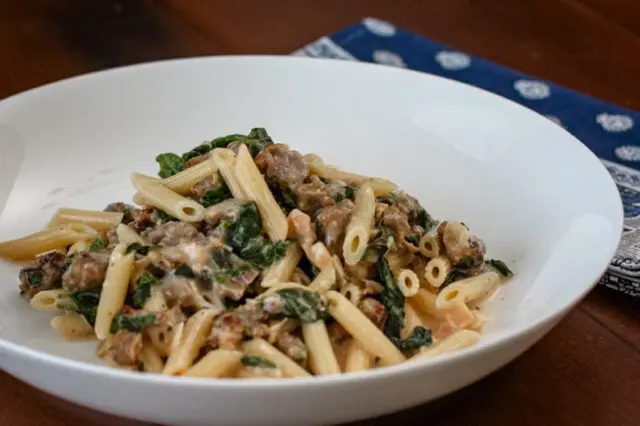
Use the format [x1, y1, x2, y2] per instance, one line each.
[51, 311, 94, 340]
[419, 233, 441, 258]
[410, 288, 443, 320]
[243, 338, 311, 378]
[412, 330, 481, 361]
[302, 154, 397, 196]
[139, 342, 165, 373]
[302, 321, 341, 375]
[30, 289, 67, 313]
[233, 144, 288, 241]
[326, 291, 405, 366]
[163, 309, 216, 375]
[211, 148, 247, 200]
[340, 283, 363, 306]
[47, 208, 123, 233]
[131, 173, 205, 223]
[116, 224, 147, 246]
[395, 269, 420, 297]
[342, 182, 375, 266]
[436, 271, 501, 311]
[308, 266, 336, 293]
[344, 340, 372, 373]
[0, 227, 90, 261]
[261, 244, 302, 288]
[424, 256, 452, 288]
[307, 241, 333, 270]
[94, 243, 135, 340]
[184, 349, 243, 378]
[162, 157, 218, 194]
[68, 240, 91, 255]
[401, 301, 425, 339]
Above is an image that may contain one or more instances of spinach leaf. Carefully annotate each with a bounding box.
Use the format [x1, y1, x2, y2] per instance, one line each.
[110, 314, 157, 334]
[69, 287, 101, 325]
[440, 257, 481, 289]
[457, 257, 482, 270]
[125, 243, 151, 256]
[414, 208, 437, 233]
[225, 202, 289, 269]
[266, 288, 328, 323]
[155, 209, 177, 223]
[378, 256, 405, 339]
[26, 270, 43, 288]
[389, 326, 432, 350]
[241, 355, 276, 369]
[175, 264, 195, 278]
[244, 127, 274, 157]
[90, 237, 105, 252]
[485, 259, 513, 277]
[365, 227, 395, 261]
[182, 142, 212, 162]
[132, 272, 159, 308]
[335, 184, 355, 202]
[156, 153, 184, 178]
[442, 269, 468, 288]
[201, 177, 232, 207]
[122, 206, 134, 224]
[210, 134, 247, 150]
[212, 263, 258, 284]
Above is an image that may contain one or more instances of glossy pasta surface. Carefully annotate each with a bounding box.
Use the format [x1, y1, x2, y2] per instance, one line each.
[0, 128, 513, 378]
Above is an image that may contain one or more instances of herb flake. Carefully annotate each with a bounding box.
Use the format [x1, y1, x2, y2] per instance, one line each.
[241, 355, 276, 369]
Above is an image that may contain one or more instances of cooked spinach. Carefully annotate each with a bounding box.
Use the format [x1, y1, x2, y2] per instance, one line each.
[389, 326, 432, 350]
[125, 243, 151, 256]
[201, 177, 232, 207]
[335, 184, 355, 202]
[365, 227, 395, 261]
[182, 142, 213, 162]
[485, 259, 513, 277]
[225, 202, 289, 269]
[155, 209, 177, 223]
[440, 257, 481, 289]
[241, 355, 276, 369]
[132, 272, 159, 308]
[377, 256, 406, 339]
[210, 134, 247, 150]
[442, 269, 468, 288]
[156, 153, 184, 178]
[69, 287, 101, 325]
[414, 208, 437, 233]
[26, 270, 43, 288]
[244, 127, 274, 157]
[110, 313, 157, 334]
[267, 177, 298, 213]
[90, 237, 105, 252]
[266, 288, 328, 323]
[456, 257, 482, 270]
[213, 263, 257, 284]
[175, 263, 195, 278]
[122, 206, 134, 224]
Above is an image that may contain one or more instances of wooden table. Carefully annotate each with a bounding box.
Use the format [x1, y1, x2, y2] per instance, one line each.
[1, 1, 639, 425]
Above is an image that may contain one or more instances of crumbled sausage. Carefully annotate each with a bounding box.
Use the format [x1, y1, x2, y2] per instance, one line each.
[62, 251, 109, 292]
[276, 332, 308, 365]
[358, 298, 387, 328]
[110, 330, 144, 366]
[216, 266, 260, 301]
[440, 222, 485, 266]
[19, 250, 67, 298]
[254, 144, 309, 186]
[208, 311, 245, 351]
[315, 199, 354, 252]
[291, 175, 337, 214]
[362, 279, 384, 296]
[235, 300, 269, 338]
[145, 222, 202, 246]
[130, 205, 155, 233]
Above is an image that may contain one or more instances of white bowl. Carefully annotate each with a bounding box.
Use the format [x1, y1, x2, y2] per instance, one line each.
[0, 56, 622, 426]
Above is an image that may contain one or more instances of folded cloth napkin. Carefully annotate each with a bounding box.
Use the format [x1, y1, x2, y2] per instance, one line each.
[293, 18, 640, 297]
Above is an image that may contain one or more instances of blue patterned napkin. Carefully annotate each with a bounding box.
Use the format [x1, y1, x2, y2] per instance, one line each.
[293, 18, 640, 297]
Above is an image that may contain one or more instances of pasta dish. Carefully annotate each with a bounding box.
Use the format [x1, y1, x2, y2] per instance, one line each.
[0, 128, 512, 378]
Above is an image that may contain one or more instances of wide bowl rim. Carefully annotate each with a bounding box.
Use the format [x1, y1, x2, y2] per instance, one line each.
[0, 55, 624, 390]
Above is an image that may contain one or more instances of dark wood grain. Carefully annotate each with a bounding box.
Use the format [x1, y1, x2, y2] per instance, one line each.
[1, 1, 639, 425]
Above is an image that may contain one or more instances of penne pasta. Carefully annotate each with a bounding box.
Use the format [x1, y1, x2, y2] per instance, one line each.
[131, 173, 205, 222]
[30, 289, 67, 313]
[50, 311, 94, 340]
[409, 288, 443, 320]
[436, 271, 501, 311]
[68, 240, 91, 255]
[424, 256, 452, 288]
[308, 266, 336, 293]
[342, 182, 375, 266]
[261, 244, 302, 288]
[395, 269, 420, 297]
[0, 227, 89, 261]
[326, 291, 405, 366]
[94, 243, 135, 340]
[233, 144, 288, 241]
[184, 349, 243, 378]
[116, 223, 147, 246]
[401, 301, 425, 339]
[163, 309, 216, 375]
[340, 283, 363, 306]
[139, 342, 165, 373]
[302, 321, 341, 375]
[243, 338, 312, 378]
[412, 330, 481, 361]
[302, 154, 397, 196]
[344, 340, 372, 373]
[162, 157, 218, 194]
[418, 233, 441, 258]
[47, 208, 123, 233]
[211, 148, 247, 200]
